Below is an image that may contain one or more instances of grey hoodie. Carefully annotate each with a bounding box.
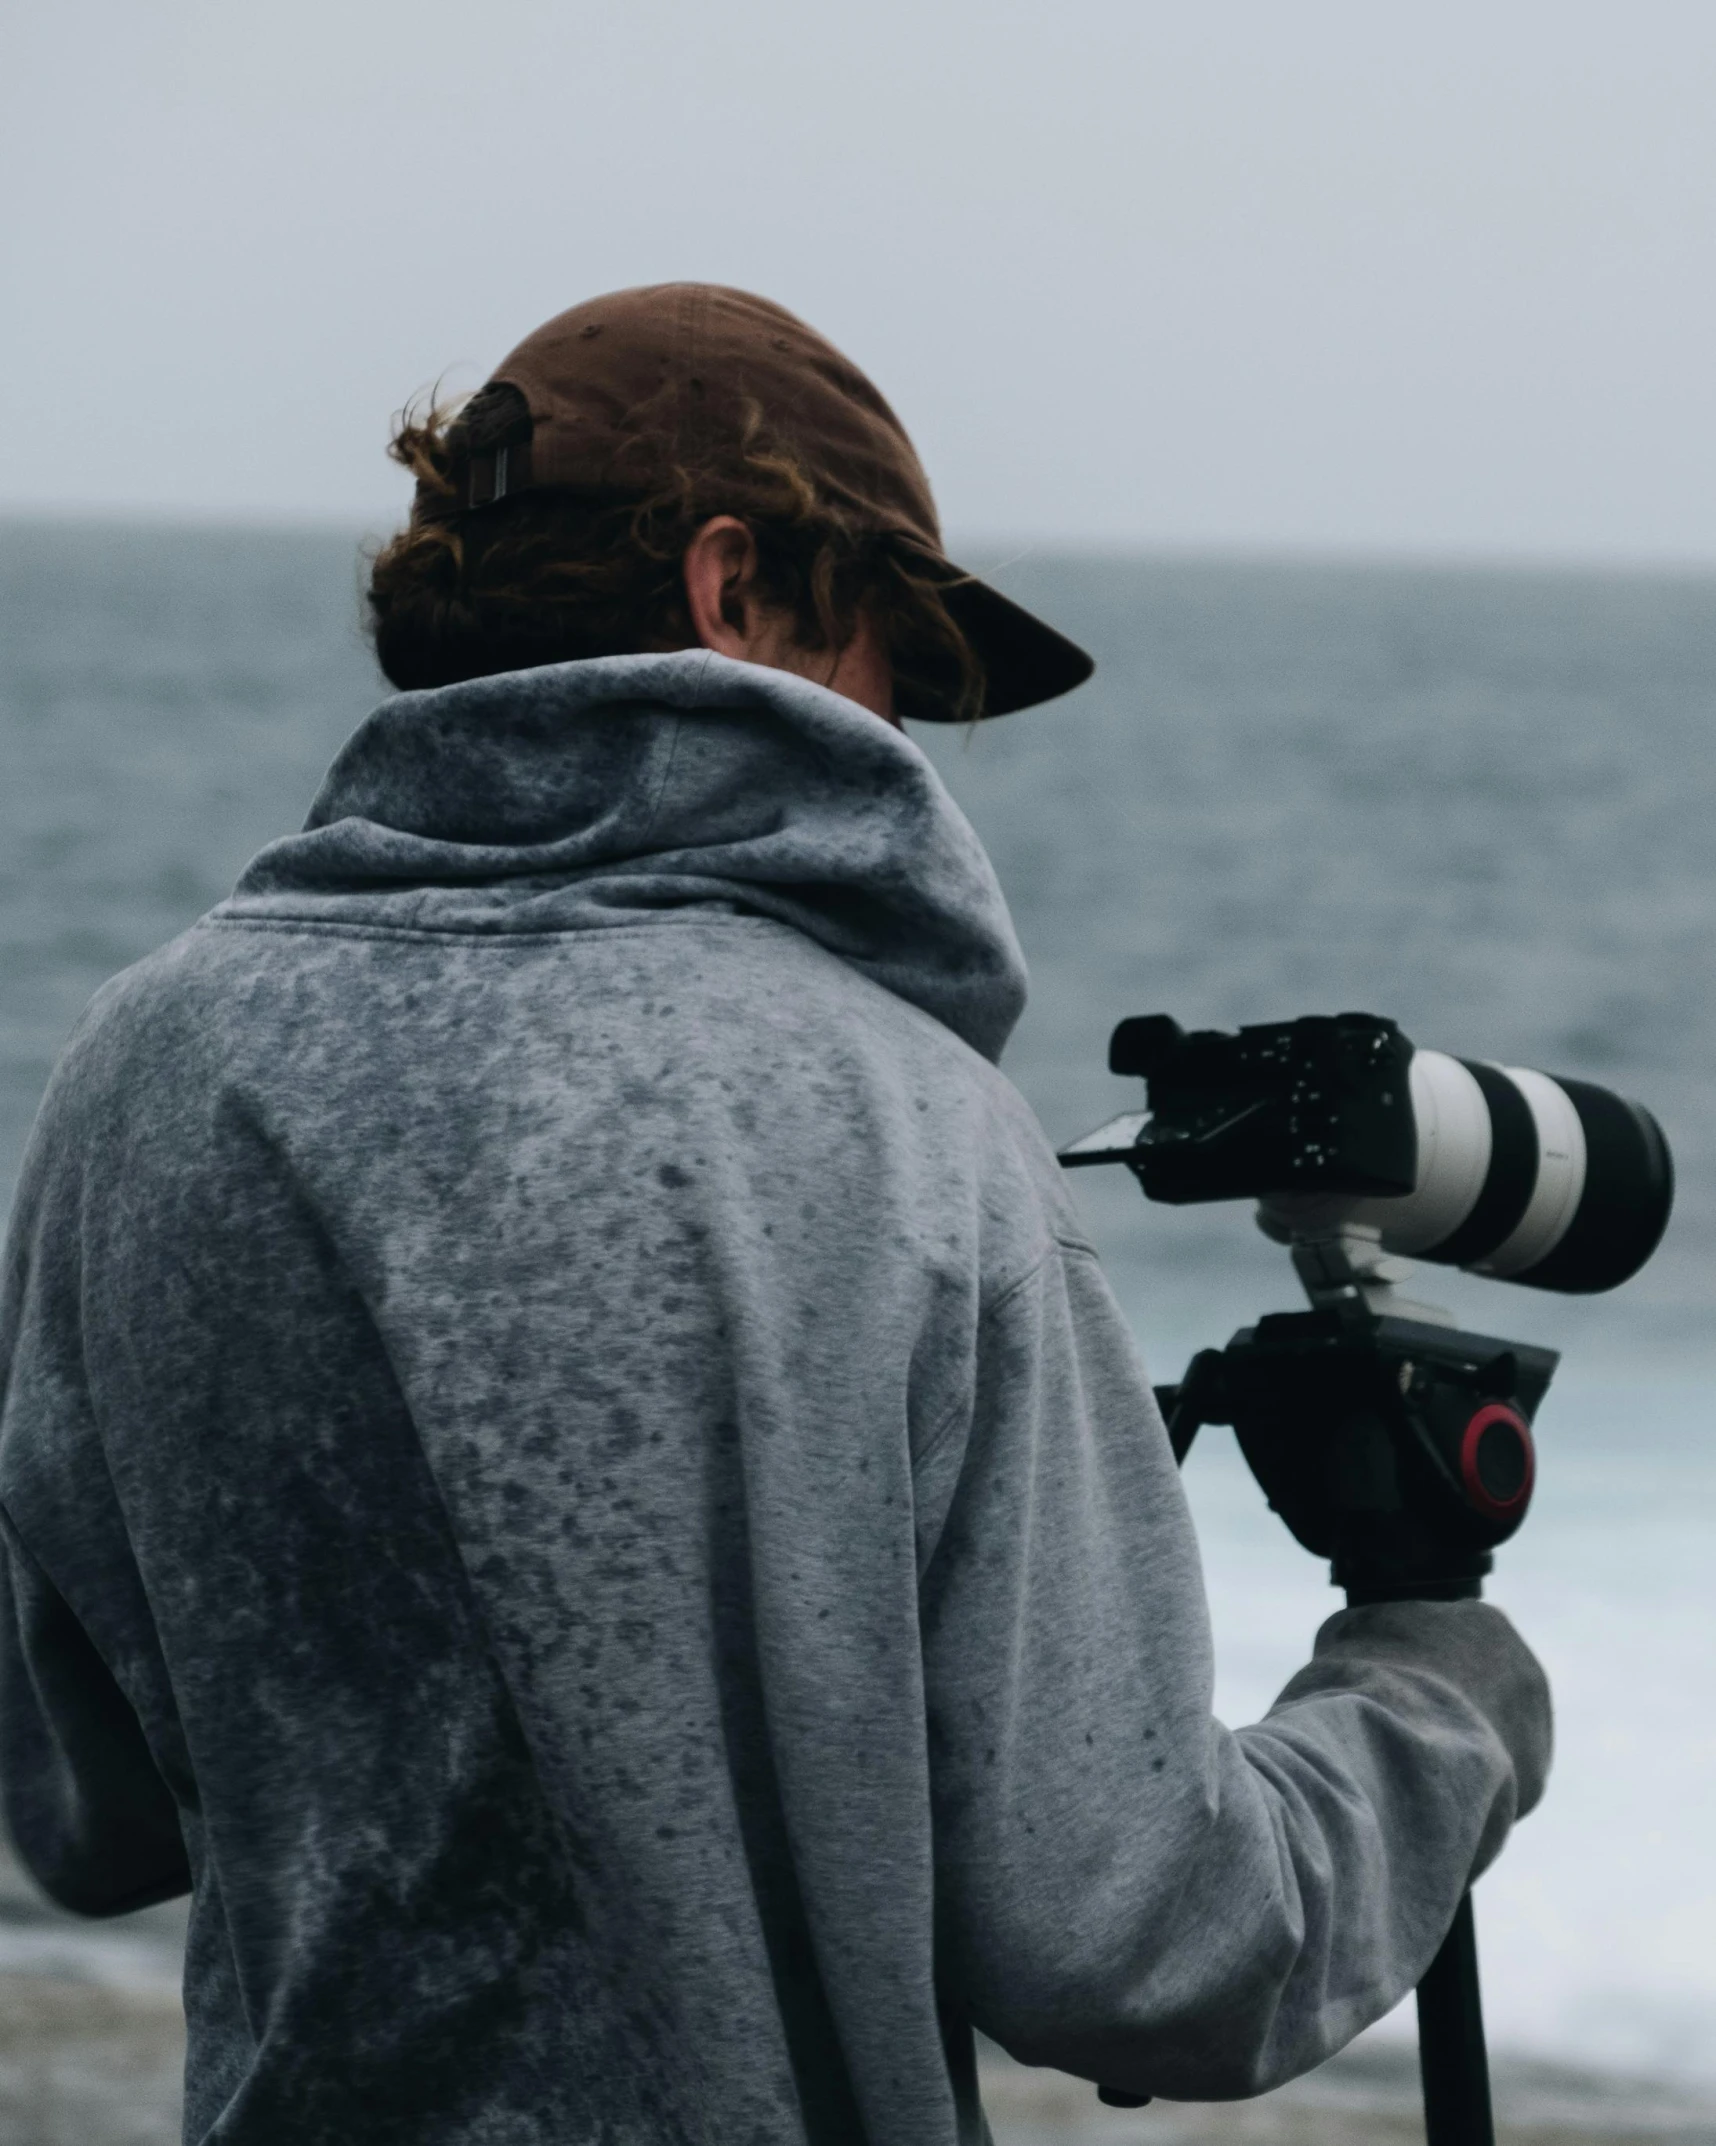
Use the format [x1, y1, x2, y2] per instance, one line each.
[0, 649, 1549, 2145]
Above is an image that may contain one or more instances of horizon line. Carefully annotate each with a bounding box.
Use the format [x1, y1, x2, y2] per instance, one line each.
[5, 506, 1716, 583]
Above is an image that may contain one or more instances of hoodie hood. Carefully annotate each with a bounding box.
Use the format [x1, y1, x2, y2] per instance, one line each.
[223, 650, 1028, 1064]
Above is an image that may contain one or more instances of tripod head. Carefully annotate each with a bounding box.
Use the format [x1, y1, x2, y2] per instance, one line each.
[1160, 1299, 1553, 1601]
[1060, 1011, 1672, 1598]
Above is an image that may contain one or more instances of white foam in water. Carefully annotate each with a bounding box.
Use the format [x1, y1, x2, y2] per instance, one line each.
[1181, 1367, 1716, 2084]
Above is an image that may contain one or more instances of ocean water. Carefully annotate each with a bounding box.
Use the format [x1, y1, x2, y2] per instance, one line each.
[1, 521, 1713, 2081]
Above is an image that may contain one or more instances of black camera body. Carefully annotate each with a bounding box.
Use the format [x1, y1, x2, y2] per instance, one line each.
[1104, 1010, 1416, 1204]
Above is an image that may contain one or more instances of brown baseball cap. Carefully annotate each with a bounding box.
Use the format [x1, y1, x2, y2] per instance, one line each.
[417, 283, 1094, 721]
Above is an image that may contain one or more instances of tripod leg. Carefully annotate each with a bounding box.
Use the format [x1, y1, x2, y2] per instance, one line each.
[1416, 1893, 1494, 2146]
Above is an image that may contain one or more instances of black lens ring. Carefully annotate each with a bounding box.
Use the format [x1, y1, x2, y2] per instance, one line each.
[1513, 1082, 1674, 1294]
[1424, 1061, 1540, 1269]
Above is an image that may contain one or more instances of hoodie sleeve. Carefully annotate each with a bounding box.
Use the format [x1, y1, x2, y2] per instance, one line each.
[918, 1236, 1550, 2102]
[0, 1084, 191, 1920]
[0, 1510, 190, 1916]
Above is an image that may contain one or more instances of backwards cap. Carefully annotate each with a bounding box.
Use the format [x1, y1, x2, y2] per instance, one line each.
[418, 283, 1094, 720]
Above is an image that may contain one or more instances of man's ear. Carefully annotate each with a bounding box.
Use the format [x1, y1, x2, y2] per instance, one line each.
[683, 517, 767, 659]
[677, 511, 897, 723]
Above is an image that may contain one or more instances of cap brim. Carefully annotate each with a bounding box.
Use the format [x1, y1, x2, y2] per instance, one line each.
[900, 544, 1095, 720]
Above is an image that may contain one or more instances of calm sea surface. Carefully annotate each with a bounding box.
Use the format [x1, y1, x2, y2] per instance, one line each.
[1, 521, 1713, 2079]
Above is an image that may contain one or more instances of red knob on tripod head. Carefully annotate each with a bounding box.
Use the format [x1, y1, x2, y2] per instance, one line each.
[1458, 1402, 1535, 1523]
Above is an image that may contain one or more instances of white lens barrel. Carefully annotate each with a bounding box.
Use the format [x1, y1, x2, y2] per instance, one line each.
[1360, 1055, 1586, 1270]
[1384, 1052, 1494, 1252]
[1470, 1068, 1587, 1277]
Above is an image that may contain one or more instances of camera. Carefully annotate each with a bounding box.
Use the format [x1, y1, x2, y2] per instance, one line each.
[1060, 1010, 1673, 1294]
[1058, 1010, 1674, 1600]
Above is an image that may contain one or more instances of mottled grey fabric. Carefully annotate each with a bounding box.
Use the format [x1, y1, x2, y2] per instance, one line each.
[0, 650, 1549, 2142]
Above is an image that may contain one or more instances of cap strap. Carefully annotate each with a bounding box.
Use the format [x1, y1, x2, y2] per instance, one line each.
[463, 436, 535, 510]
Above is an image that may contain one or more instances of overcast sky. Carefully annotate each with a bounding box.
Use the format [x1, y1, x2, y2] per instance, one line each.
[4, 0, 1715, 556]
